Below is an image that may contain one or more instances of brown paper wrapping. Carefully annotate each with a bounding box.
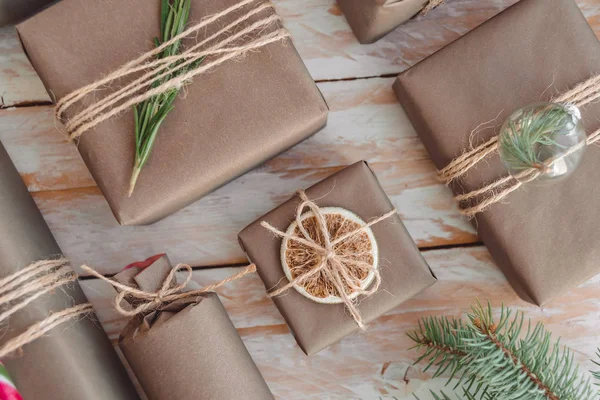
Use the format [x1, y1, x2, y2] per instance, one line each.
[393, 0, 600, 305]
[0, 142, 139, 400]
[238, 161, 436, 355]
[16, 0, 328, 226]
[0, 0, 55, 26]
[116, 255, 274, 400]
[337, 0, 428, 44]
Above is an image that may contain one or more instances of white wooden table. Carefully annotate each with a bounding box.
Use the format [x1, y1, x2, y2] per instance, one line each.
[1, 1, 600, 398]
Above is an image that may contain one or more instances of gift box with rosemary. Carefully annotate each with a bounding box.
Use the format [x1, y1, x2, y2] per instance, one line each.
[337, 0, 442, 44]
[393, 0, 600, 305]
[105, 254, 274, 400]
[16, 0, 328, 225]
[238, 161, 437, 355]
[0, 142, 139, 400]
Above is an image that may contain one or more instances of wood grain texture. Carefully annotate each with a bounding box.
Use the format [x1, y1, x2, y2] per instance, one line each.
[1, 0, 600, 398]
[0, 78, 476, 274]
[2, 0, 599, 107]
[80, 246, 600, 400]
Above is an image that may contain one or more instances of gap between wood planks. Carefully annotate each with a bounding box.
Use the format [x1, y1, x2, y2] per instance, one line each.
[78, 240, 484, 284]
[0, 71, 403, 110]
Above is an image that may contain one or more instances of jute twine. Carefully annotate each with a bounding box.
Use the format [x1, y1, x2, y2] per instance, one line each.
[0, 259, 94, 359]
[55, 0, 289, 141]
[283, 212, 375, 300]
[420, 0, 445, 16]
[81, 264, 257, 317]
[437, 73, 600, 217]
[261, 190, 397, 329]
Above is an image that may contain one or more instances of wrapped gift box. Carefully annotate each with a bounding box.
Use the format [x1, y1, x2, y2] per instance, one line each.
[393, 0, 600, 305]
[17, 0, 328, 225]
[238, 161, 436, 355]
[115, 255, 274, 400]
[0, 142, 139, 400]
[338, 0, 429, 44]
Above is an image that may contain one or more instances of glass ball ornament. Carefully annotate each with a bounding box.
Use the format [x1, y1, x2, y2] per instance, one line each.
[498, 102, 587, 184]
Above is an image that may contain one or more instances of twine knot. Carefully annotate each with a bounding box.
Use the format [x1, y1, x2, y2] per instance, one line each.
[261, 190, 397, 329]
[81, 263, 257, 318]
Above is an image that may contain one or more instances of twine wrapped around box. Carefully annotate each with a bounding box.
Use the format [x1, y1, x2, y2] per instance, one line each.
[438, 73, 600, 217]
[54, 0, 290, 141]
[261, 190, 396, 329]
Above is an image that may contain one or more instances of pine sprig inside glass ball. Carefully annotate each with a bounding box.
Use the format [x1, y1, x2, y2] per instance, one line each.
[498, 103, 587, 183]
[499, 105, 571, 172]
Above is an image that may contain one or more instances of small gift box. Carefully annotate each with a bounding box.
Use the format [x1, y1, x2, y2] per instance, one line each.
[393, 0, 600, 305]
[113, 255, 274, 400]
[238, 161, 437, 355]
[337, 0, 439, 44]
[16, 0, 328, 225]
[0, 142, 139, 400]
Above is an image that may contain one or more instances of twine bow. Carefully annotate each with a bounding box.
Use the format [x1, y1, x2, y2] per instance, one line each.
[260, 190, 396, 329]
[437, 73, 600, 217]
[81, 263, 256, 317]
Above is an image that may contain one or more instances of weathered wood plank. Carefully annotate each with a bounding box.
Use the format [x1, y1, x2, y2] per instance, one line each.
[0, 78, 430, 191]
[80, 246, 600, 400]
[0, 26, 49, 107]
[0, 78, 476, 274]
[2, 0, 599, 107]
[35, 161, 475, 276]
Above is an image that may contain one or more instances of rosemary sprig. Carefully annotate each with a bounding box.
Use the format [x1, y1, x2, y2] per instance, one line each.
[129, 0, 203, 196]
[499, 105, 572, 173]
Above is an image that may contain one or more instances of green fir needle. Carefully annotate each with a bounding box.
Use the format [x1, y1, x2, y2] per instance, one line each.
[129, 0, 202, 196]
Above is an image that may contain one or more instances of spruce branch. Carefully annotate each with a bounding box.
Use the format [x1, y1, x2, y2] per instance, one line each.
[129, 0, 203, 196]
[408, 301, 595, 400]
[407, 316, 470, 384]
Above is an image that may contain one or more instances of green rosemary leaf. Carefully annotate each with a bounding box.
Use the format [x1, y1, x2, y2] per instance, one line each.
[133, 105, 140, 150]
[139, 105, 173, 168]
[138, 101, 156, 144]
[183, 0, 192, 30]
[163, 3, 175, 44]
[160, 0, 169, 34]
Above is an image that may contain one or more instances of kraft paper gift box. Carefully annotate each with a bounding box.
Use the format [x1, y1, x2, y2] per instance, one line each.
[238, 161, 437, 355]
[16, 0, 328, 225]
[0, 142, 140, 400]
[115, 255, 274, 400]
[393, 0, 600, 305]
[337, 0, 430, 44]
